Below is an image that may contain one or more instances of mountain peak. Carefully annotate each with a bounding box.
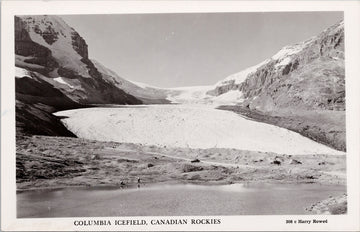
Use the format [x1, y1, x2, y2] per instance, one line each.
[16, 15, 90, 77]
[15, 15, 144, 106]
[19, 15, 72, 45]
[19, 15, 89, 59]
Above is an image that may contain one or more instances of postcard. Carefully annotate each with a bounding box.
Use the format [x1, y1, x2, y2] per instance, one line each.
[1, 0, 359, 231]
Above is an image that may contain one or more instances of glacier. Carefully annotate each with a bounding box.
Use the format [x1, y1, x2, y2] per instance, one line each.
[55, 105, 344, 156]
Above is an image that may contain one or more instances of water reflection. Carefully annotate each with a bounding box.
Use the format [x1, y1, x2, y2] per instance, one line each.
[17, 183, 346, 218]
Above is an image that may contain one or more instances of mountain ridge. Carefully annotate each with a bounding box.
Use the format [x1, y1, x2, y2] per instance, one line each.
[208, 20, 344, 112]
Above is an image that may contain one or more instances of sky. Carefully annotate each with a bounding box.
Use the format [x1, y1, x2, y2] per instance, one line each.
[61, 12, 343, 88]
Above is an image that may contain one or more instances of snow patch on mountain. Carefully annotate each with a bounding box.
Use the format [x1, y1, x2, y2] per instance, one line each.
[15, 67, 32, 79]
[275, 57, 291, 68]
[54, 77, 74, 88]
[216, 60, 270, 87]
[272, 45, 303, 60]
[215, 40, 311, 88]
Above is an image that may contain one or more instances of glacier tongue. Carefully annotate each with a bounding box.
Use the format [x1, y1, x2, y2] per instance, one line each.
[55, 105, 344, 156]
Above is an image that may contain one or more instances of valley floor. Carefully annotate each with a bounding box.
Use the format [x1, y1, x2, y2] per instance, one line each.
[16, 135, 346, 214]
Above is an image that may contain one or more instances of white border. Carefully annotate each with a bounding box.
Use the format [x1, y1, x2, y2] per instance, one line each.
[1, 1, 360, 231]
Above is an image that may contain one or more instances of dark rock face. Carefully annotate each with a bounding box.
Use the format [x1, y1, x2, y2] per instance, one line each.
[207, 80, 241, 96]
[15, 16, 31, 41]
[71, 31, 88, 59]
[15, 74, 82, 137]
[15, 16, 58, 73]
[16, 75, 80, 109]
[33, 24, 59, 45]
[16, 101, 77, 137]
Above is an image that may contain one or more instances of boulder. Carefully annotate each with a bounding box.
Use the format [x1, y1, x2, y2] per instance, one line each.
[271, 160, 281, 165]
[190, 158, 200, 163]
[182, 164, 203, 173]
[289, 159, 302, 165]
[147, 163, 154, 168]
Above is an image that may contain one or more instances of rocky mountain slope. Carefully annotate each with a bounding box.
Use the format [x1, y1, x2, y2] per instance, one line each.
[91, 59, 170, 104]
[15, 15, 143, 136]
[208, 20, 345, 112]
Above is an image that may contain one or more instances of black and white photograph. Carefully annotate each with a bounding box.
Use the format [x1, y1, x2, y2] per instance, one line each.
[1, 1, 360, 231]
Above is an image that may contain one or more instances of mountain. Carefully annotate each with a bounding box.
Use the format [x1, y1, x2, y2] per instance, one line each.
[15, 15, 142, 105]
[208, 20, 345, 112]
[15, 15, 142, 136]
[91, 59, 170, 104]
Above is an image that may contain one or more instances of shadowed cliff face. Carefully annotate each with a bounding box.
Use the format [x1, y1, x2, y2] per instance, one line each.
[71, 31, 88, 59]
[211, 21, 345, 112]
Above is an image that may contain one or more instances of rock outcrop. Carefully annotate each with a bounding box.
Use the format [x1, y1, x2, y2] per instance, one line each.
[71, 31, 88, 59]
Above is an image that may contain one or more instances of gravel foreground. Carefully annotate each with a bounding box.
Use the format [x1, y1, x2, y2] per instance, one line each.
[16, 135, 346, 214]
